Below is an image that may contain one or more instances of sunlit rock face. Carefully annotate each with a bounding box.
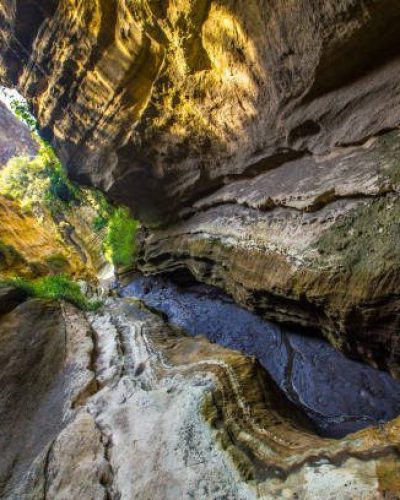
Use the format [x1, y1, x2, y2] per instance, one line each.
[2, 0, 400, 370]
[0, 102, 109, 281]
[0, 195, 90, 279]
[0, 101, 37, 165]
[1, 295, 399, 498]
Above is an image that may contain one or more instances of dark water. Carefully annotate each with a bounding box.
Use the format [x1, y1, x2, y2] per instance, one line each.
[122, 276, 400, 438]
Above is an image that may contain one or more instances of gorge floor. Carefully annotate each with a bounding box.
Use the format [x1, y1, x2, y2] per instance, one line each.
[2, 289, 400, 498]
[122, 276, 400, 439]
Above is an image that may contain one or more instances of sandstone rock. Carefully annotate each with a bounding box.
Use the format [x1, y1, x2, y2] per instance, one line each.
[2, 1, 400, 221]
[1, 1, 400, 368]
[0, 299, 102, 498]
[85, 297, 400, 498]
[0, 194, 92, 279]
[0, 294, 399, 498]
[122, 276, 400, 438]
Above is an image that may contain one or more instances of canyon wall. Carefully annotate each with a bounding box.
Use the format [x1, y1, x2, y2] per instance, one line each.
[0, 100, 37, 165]
[1, 293, 399, 498]
[1, 0, 400, 370]
[0, 103, 108, 281]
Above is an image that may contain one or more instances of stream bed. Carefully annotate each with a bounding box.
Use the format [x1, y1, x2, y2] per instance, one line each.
[122, 276, 400, 438]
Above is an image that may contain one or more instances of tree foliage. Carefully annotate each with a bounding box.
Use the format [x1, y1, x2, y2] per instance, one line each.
[0, 141, 78, 210]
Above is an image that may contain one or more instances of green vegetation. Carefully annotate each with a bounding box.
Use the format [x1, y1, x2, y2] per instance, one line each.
[0, 140, 79, 212]
[91, 190, 112, 231]
[0, 97, 79, 211]
[0, 274, 101, 311]
[90, 191, 140, 268]
[1, 97, 140, 277]
[10, 99, 37, 131]
[103, 207, 139, 267]
[1, 138, 140, 270]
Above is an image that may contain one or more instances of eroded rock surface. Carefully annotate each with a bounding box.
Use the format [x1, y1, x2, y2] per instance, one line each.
[0, 294, 399, 499]
[0, 194, 93, 279]
[1, 0, 400, 369]
[122, 276, 400, 438]
[0, 299, 98, 498]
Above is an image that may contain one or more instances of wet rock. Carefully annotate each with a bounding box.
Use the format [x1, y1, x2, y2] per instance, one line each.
[122, 276, 400, 438]
[85, 297, 400, 498]
[0, 294, 399, 498]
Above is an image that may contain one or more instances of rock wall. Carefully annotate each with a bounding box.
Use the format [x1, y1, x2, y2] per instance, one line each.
[1, 0, 400, 369]
[0, 102, 109, 281]
[0, 195, 90, 279]
[1, 293, 399, 498]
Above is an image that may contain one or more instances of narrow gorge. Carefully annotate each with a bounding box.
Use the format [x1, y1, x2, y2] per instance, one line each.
[0, 1, 400, 498]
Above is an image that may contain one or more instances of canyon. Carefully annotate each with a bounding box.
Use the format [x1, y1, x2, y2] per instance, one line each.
[1, 0, 400, 498]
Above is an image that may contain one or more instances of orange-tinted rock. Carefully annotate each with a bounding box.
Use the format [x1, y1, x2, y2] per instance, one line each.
[0, 194, 92, 279]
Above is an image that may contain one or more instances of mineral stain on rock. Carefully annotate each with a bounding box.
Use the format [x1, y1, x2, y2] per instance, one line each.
[123, 276, 400, 438]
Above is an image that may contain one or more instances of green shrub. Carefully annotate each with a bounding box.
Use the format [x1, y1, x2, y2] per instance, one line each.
[91, 190, 112, 231]
[10, 99, 37, 131]
[44, 163, 78, 204]
[93, 215, 108, 232]
[103, 207, 139, 267]
[1, 274, 101, 311]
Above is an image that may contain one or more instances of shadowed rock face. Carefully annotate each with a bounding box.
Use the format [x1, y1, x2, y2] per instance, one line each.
[0, 299, 100, 498]
[1, 0, 400, 369]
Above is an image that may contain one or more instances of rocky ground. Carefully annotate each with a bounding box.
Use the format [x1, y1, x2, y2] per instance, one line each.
[123, 276, 400, 438]
[1, 289, 400, 499]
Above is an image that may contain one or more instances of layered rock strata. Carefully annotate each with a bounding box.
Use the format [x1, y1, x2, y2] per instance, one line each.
[1, 1, 400, 367]
[123, 276, 400, 438]
[1, 294, 400, 499]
